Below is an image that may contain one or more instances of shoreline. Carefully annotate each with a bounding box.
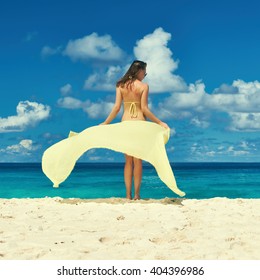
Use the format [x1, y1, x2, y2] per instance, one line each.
[0, 197, 260, 260]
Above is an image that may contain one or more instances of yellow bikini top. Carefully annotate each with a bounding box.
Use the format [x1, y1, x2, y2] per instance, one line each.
[124, 101, 140, 118]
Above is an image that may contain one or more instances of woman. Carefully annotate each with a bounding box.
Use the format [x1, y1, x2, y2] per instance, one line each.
[101, 60, 169, 200]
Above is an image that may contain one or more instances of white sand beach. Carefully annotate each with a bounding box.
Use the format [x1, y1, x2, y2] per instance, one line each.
[0, 197, 259, 260]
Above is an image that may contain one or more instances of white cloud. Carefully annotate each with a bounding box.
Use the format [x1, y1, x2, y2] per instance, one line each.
[0, 139, 40, 155]
[134, 27, 187, 93]
[213, 83, 238, 94]
[206, 80, 260, 113]
[205, 151, 216, 157]
[57, 97, 83, 109]
[60, 84, 72, 96]
[226, 145, 250, 156]
[57, 97, 116, 119]
[229, 112, 260, 131]
[83, 100, 114, 119]
[20, 139, 33, 149]
[233, 150, 250, 156]
[239, 141, 255, 150]
[190, 141, 255, 160]
[156, 78, 260, 131]
[84, 66, 122, 91]
[63, 32, 125, 62]
[157, 81, 207, 119]
[206, 93, 260, 113]
[42, 132, 62, 140]
[233, 79, 260, 94]
[41, 45, 62, 57]
[0, 101, 51, 133]
[169, 81, 206, 109]
[190, 117, 210, 128]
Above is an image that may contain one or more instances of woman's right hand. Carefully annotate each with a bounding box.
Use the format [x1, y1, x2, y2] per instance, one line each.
[159, 121, 169, 129]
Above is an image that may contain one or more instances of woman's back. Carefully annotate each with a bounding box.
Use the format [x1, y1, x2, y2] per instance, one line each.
[120, 80, 146, 121]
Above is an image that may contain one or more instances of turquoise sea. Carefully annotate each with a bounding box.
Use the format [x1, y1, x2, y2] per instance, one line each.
[0, 162, 259, 199]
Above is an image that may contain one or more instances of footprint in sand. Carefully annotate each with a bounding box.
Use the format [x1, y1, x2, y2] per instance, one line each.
[99, 237, 110, 243]
[225, 237, 235, 242]
[1, 215, 14, 219]
[116, 215, 125, 220]
[149, 238, 162, 244]
[229, 241, 246, 249]
[54, 241, 65, 245]
[115, 240, 131, 245]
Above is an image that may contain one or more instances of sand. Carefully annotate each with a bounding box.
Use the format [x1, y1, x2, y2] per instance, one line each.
[0, 197, 259, 260]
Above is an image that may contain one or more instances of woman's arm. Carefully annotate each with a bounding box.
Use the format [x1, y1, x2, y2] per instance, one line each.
[101, 87, 122, 124]
[141, 84, 169, 129]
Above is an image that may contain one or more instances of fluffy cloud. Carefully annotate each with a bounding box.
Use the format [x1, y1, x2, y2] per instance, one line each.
[157, 79, 260, 131]
[83, 100, 114, 119]
[63, 32, 125, 62]
[156, 81, 207, 119]
[84, 66, 122, 91]
[214, 80, 260, 131]
[229, 113, 260, 131]
[0, 101, 51, 133]
[57, 97, 115, 119]
[233, 79, 260, 94]
[0, 139, 40, 155]
[60, 84, 72, 96]
[83, 27, 188, 93]
[207, 80, 260, 113]
[190, 117, 210, 128]
[134, 27, 187, 93]
[57, 97, 82, 109]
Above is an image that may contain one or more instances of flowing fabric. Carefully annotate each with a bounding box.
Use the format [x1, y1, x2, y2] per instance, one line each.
[42, 121, 185, 197]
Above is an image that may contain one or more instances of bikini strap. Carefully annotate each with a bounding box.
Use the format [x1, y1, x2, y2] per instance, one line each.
[123, 101, 140, 104]
[124, 102, 139, 118]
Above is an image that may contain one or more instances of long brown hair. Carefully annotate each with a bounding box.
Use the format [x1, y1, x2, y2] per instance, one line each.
[116, 60, 147, 88]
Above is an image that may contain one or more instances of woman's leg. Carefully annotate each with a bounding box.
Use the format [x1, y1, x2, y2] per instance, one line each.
[133, 157, 142, 200]
[124, 154, 133, 199]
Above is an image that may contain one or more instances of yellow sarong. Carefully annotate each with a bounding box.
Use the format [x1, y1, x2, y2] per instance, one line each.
[42, 121, 185, 197]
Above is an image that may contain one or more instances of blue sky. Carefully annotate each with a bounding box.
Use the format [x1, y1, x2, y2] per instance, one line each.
[1, 0, 260, 162]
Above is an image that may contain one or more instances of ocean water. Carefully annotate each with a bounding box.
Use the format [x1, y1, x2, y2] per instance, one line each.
[0, 162, 260, 199]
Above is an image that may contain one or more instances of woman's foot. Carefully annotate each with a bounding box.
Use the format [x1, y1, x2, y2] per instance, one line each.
[126, 195, 132, 200]
[134, 195, 140, 200]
